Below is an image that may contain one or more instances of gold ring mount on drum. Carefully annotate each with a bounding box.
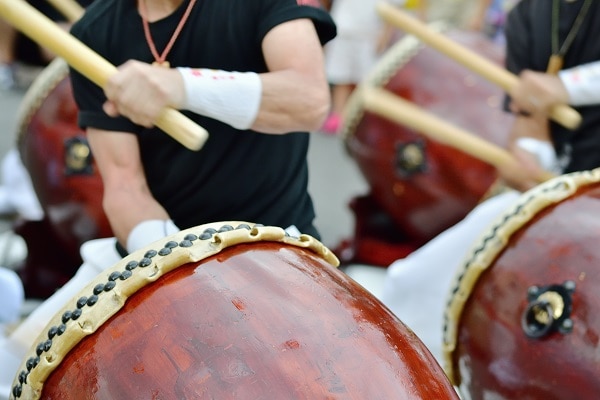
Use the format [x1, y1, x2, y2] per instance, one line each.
[521, 280, 576, 339]
[64, 136, 94, 175]
[395, 139, 427, 177]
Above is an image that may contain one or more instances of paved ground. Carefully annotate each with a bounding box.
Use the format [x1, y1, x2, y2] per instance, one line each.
[0, 62, 388, 309]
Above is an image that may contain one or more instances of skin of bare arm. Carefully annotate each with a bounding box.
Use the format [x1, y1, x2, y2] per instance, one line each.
[496, 114, 553, 192]
[86, 129, 170, 246]
[103, 18, 331, 134]
[254, 18, 331, 133]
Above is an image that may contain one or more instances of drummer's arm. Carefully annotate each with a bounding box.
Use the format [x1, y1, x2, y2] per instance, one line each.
[104, 19, 330, 134]
[236, 18, 330, 134]
[497, 114, 554, 192]
[499, 6, 557, 191]
[85, 127, 173, 251]
[177, 18, 330, 133]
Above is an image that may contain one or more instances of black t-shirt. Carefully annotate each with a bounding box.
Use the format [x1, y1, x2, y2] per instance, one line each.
[505, 0, 600, 173]
[69, 0, 336, 238]
[27, 0, 95, 21]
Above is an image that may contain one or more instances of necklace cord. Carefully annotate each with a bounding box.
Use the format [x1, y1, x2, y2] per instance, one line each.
[551, 0, 593, 57]
[140, 0, 197, 66]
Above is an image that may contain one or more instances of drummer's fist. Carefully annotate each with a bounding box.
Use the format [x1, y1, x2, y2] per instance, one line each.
[509, 70, 570, 117]
[103, 60, 185, 128]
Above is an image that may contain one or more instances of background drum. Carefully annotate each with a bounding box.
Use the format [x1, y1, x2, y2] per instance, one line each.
[15, 57, 112, 299]
[11, 222, 459, 400]
[444, 170, 600, 399]
[339, 27, 513, 266]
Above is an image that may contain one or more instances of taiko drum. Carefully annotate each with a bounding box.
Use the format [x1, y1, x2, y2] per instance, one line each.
[342, 28, 513, 247]
[15, 57, 112, 298]
[444, 170, 600, 399]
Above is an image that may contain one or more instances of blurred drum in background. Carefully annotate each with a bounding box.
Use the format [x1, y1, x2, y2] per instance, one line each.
[340, 26, 513, 265]
[15, 57, 112, 299]
[444, 169, 600, 399]
[10, 222, 459, 400]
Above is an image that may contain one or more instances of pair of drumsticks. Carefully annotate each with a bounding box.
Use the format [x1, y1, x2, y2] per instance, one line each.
[0, 0, 582, 176]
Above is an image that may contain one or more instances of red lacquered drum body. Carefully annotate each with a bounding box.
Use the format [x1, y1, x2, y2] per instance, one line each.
[15, 58, 112, 296]
[444, 170, 600, 399]
[343, 28, 513, 246]
[18, 57, 112, 255]
[12, 223, 459, 400]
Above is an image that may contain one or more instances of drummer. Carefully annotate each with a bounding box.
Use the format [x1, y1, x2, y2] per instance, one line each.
[0, 1, 336, 398]
[380, 0, 600, 366]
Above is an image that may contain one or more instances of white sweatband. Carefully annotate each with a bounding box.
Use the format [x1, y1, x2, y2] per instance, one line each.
[284, 225, 302, 238]
[559, 61, 600, 106]
[177, 67, 262, 130]
[126, 219, 180, 254]
[516, 137, 559, 173]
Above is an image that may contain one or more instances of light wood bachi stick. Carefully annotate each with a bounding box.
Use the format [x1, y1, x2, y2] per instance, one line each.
[361, 86, 556, 183]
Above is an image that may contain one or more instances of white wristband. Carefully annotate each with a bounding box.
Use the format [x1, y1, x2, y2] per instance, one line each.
[126, 219, 180, 254]
[177, 67, 262, 130]
[515, 137, 559, 173]
[559, 61, 600, 106]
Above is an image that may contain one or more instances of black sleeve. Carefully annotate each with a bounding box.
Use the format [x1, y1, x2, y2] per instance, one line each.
[257, 0, 337, 47]
[69, 19, 141, 133]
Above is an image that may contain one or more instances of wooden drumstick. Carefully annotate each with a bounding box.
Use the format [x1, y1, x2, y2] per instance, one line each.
[376, 2, 582, 131]
[45, 0, 84, 22]
[0, 0, 208, 151]
[361, 86, 556, 183]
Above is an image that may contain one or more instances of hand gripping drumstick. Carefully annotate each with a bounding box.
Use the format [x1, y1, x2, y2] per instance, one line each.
[360, 86, 556, 183]
[0, 0, 209, 151]
[376, 2, 582, 131]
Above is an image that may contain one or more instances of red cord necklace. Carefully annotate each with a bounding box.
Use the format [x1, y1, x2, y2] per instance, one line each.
[139, 0, 197, 67]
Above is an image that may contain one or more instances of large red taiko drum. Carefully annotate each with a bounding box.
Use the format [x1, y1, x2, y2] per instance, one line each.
[443, 169, 600, 399]
[11, 222, 459, 400]
[15, 57, 112, 298]
[342, 26, 513, 248]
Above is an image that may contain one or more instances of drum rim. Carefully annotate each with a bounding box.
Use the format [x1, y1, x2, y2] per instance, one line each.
[441, 168, 600, 386]
[11, 222, 339, 400]
[15, 57, 70, 146]
[340, 21, 449, 144]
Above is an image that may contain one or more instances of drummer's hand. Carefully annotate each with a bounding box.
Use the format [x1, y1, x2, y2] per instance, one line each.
[103, 60, 185, 128]
[509, 70, 570, 117]
[497, 144, 547, 192]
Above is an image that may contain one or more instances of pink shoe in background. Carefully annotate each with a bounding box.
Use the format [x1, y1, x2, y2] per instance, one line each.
[320, 113, 341, 135]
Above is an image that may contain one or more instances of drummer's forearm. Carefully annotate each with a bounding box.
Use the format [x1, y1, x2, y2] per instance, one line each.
[251, 69, 330, 134]
[86, 127, 171, 246]
[508, 114, 551, 146]
[103, 187, 170, 247]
